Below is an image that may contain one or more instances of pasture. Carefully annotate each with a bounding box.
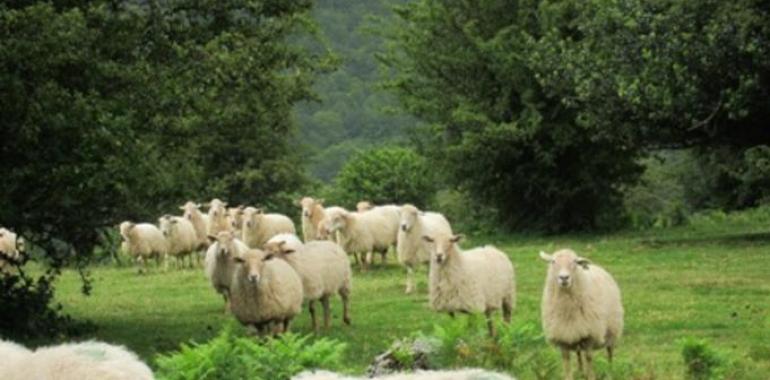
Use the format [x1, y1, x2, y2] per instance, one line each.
[51, 210, 770, 377]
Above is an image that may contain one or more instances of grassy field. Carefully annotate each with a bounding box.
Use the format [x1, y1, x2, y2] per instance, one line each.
[48, 209, 770, 378]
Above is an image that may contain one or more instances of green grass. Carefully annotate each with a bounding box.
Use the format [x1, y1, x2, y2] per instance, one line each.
[47, 209, 770, 378]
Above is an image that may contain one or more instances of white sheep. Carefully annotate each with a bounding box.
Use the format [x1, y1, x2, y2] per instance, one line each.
[0, 339, 154, 380]
[180, 201, 211, 249]
[321, 206, 398, 271]
[206, 198, 230, 236]
[316, 206, 346, 242]
[292, 369, 515, 380]
[539, 249, 623, 380]
[227, 206, 246, 234]
[119, 221, 167, 273]
[0, 227, 24, 270]
[229, 248, 304, 334]
[396, 205, 452, 294]
[158, 215, 199, 270]
[264, 235, 352, 331]
[356, 200, 373, 212]
[241, 207, 296, 248]
[299, 197, 326, 242]
[204, 230, 250, 312]
[423, 233, 515, 337]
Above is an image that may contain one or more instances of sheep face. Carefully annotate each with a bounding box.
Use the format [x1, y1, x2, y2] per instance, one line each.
[180, 201, 203, 221]
[243, 207, 264, 229]
[227, 207, 244, 230]
[422, 233, 462, 265]
[209, 231, 238, 259]
[234, 249, 272, 285]
[323, 212, 347, 237]
[158, 216, 177, 237]
[119, 221, 134, 240]
[539, 249, 590, 289]
[399, 204, 419, 232]
[300, 197, 320, 218]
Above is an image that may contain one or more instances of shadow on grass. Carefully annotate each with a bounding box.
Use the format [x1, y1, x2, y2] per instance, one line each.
[639, 231, 770, 248]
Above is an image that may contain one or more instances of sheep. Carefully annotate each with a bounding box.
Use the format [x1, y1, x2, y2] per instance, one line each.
[539, 249, 623, 380]
[180, 201, 211, 249]
[241, 207, 296, 248]
[263, 235, 352, 331]
[0, 339, 154, 380]
[0, 227, 24, 270]
[321, 206, 399, 271]
[119, 221, 167, 273]
[206, 198, 230, 236]
[204, 230, 250, 312]
[396, 204, 453, 294]
[316, 206, 346, 241]
[158, 215, 199, 270]
[292, 369, 515, 380]
[356, 200, 373, 212]
[422, 233, 515, 337]
[227, 206, 245, 234]
[229, 248, 304, 335]
[299, 197, 326, 242]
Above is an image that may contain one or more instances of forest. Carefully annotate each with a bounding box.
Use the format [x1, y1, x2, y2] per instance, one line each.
[1, 0, 769, 379]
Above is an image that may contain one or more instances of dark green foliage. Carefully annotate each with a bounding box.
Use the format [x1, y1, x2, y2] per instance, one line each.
[623, 151, 693, 229]
[681, 337, 728, 380]
[155, 325, 346, 380]
[328, 147, 435, 208]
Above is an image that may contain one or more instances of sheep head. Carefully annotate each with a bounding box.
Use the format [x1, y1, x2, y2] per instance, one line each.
[422, 233, 462, 265]
[234, 249, 274, 285]
[399, 204, 420, 233]
[539, 249, 590, 289]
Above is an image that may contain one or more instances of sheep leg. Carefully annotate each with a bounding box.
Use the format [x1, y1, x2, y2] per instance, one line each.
[405, 265, 415, 294]
[561, 348, 573, 380]
[321, 295, 331, 329]
[282, 318, 292, 334]
[339, 287, 352, 325]
[576, 350, 584, 373]
[502, 296, 512, 323]
[448, 312, 456, 319]
[583, 349, 595, 380]
[607, 346, 614, 364]
[365, 251, 373, 269]
[308, 300, 318, 332]
[485, 309, 496, 337]
[380, 249, 387, 265]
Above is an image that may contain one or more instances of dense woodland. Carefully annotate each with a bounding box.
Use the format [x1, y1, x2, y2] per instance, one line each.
[1, 0, 769, 346]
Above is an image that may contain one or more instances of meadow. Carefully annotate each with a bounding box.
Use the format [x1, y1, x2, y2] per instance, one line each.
[51, 209, 770, 378]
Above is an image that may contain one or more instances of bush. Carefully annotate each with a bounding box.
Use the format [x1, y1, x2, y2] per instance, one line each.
[329, 147, 436, 209]
[623, 151, 693, 229]
[155, 325, 346, 380]
[681, 337, 728, 380]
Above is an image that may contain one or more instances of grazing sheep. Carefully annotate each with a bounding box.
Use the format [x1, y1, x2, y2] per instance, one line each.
[292, 369, 515, 380]
[158, 215, 199, 270]
[119, 221, 167, 273]
[206, 198, 230, 236]
[241, 207, 296, 248]
[204, 231, 250, 312]
[397, 205, 452, 294]
[322, 206, 398, 270]
[356, 201, 373, 212]
[299, 197, 326, 242]
[229, 248, 303, 334]
[539, 249, 623, 380]
[264, 235, 352, 331]
[227, 206, 245, 234]
[179, 201, 210, 249]
[0, 227, 24, 270]
[423, 233, 515, 337]
[0, 339, 154, 380]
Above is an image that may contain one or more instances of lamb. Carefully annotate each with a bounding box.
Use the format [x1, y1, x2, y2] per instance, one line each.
[180, 201, 211, 248]
[0, 227, 24, 270]
[119, 221, 167, 273]
[322, 206, 399, 270]
[299, 197, 326, 242]
[229, 248, 304, 334]
[263, 235, 352, 331]
[423, 233, 515, 337]
[205, 230, 250, 312]
[539, 249, 623, 380]
[396, 205, 452, 294]
[0, 339, 154, 380]
[292, 369, 515, 380]
[206, 198, 230, 236]
[241, 207, 296, 248]
[159, 215, 199, 270]
[356, 200, 373, 212]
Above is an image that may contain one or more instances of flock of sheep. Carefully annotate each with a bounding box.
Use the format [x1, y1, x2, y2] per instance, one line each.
[0, 196, 625, 380]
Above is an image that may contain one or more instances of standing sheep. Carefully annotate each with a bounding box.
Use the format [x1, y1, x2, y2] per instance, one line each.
[179, 201, 210, 249]
[299, 197, 326, 242]
[0, 227, 24, 271]
[0, 339, 154, 380]
[322, 206, 398, 271]
[396, 205, 452, 294]
[204, 231, 249, 312]
[119, 221, 167, 273]
[241, 207, 296, 248]
[423, 233, 515, 337]
[206, 198, 230, 236]
[264, 235, 352, 331]
[539, 249, 623, 380]
[159, 215, 199, 270]
[229, 248, 304, 335]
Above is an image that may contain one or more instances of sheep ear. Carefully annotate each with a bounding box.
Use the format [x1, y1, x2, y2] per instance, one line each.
[264, 254, 274, 261]
[576, 257, 591, 269]
[450, 234, 463, 243]
[539, 251, 553, 262]
[179, 206, 186, 211]
[283, 248, 296, 255]
[234, 256, 245, 264]
[207, 235, 218, 244]
[422, 235, 434, 243]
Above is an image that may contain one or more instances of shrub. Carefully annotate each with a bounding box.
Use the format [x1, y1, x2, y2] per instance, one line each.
[155, 324, 346, 380]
